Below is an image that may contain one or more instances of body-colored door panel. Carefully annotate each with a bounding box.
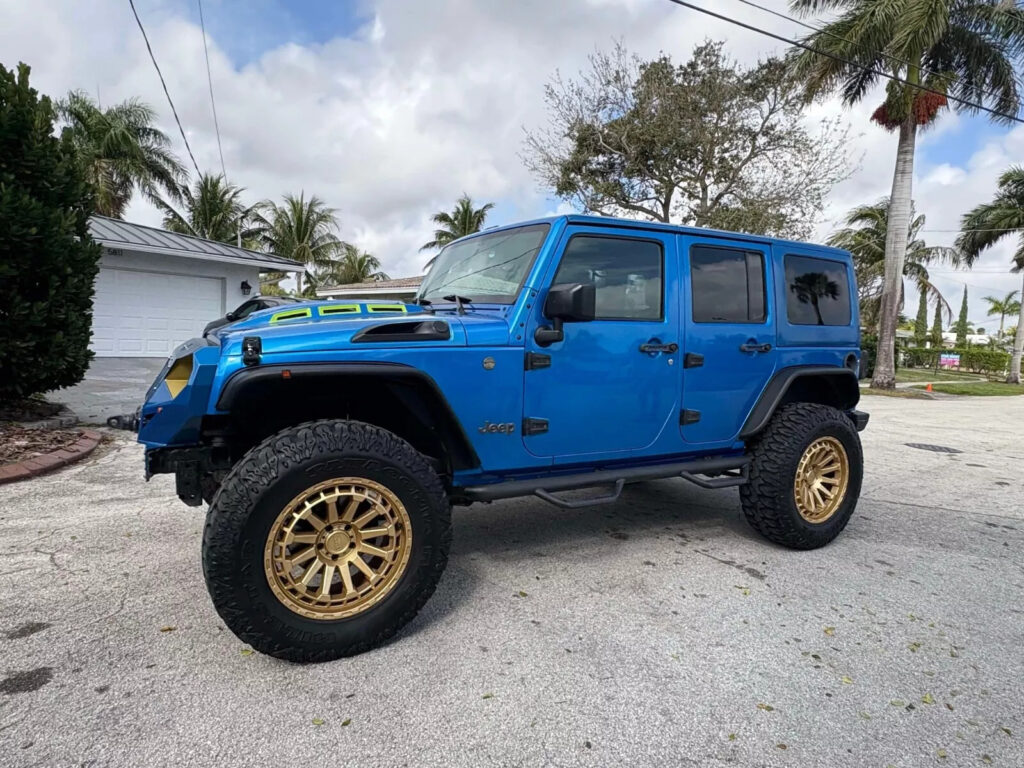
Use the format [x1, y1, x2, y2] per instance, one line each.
[681, 235, 778, 445]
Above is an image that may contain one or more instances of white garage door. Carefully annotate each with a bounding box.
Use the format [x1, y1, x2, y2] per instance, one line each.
[91, 268, 224, 357]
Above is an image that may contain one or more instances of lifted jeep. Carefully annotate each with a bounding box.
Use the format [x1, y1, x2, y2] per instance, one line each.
[128, 215, 867, 662]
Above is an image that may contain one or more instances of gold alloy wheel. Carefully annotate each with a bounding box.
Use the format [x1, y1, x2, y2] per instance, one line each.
[793, 436, 850, 523]
[264, 477, 412, 620]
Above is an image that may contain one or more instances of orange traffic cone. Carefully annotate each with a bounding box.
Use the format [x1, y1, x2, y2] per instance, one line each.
[926, 383, 933, 392]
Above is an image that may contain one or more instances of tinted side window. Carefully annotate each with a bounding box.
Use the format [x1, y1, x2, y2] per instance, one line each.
[690, 245, 765, 323]
[234, 301, 260, 319]
[785, 255, 851, 326]
[553, 235, 663, 320]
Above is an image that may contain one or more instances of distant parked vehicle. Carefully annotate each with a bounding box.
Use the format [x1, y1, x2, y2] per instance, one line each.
[203, 295, 302, 337]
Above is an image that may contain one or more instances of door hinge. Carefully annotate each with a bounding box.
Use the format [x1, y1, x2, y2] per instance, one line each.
[522, 417, 549, 436]
[524, 352, 551, 371]
[680, 409, 701, 426]
[683, 352, 704, 369]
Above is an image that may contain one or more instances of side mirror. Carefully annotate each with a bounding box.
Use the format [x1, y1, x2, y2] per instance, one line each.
[535, 283, 596, 346]
[225, 312, 237, 321]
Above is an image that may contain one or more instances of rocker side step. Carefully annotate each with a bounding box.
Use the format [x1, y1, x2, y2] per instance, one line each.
[460, 455, 750, 506]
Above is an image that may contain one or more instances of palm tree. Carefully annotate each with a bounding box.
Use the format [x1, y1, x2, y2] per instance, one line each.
[334, 243, 389, 284]
[789, 0, 1024, 389]
[57, 90, 186, 218]
[982, 289, 1021, 341]
[420, 194, 495, 266]
[956, 166, 1024, 383]
[827, 198, 956, 329]
[299, 244, 391, 298]
[252, 193, 345, 292]
[155, 173, 256, 245]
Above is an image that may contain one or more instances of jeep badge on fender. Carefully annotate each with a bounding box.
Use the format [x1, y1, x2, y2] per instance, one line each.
[479, 421, 515, 434]
[128, 214, 867, 662]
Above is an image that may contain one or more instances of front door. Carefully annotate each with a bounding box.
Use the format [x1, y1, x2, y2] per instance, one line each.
[523, 226, 679, 460]
[681, 236, 778, 445]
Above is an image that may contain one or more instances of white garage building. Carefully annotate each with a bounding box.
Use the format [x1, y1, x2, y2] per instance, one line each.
[88, 216, 303, 357]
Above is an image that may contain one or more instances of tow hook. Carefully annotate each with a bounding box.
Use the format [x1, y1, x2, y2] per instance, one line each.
[107, 411, 140, 431]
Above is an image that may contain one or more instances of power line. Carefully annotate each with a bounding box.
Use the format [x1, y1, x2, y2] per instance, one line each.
[197, 0, 226, 180]
[731, 0, 1012, 106]
[128, 0, 202, 179]
[664, 0, 1024, 125]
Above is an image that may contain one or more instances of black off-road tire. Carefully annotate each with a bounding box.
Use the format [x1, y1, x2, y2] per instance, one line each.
[739, 403, 863, 550]
[202, 419, 451, 662]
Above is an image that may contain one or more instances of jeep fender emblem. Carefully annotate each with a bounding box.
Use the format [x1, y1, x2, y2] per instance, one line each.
[478, 421, 515, 435]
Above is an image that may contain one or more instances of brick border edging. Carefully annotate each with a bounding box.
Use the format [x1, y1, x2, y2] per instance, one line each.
[0, 429, 102, 485]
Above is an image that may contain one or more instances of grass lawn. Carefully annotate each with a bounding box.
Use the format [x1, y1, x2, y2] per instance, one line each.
[859, 387, 933, 399]
[910, 382, 1024, 396]
[894, 368, 986, 383]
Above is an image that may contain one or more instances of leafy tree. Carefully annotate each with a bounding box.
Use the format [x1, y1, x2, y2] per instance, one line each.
[156, 173, 257, 244]
[954, 287, 970, 346]
[827, 197, 956, 329]
[420, 194, 495, 267]
[56, 90, 186, 218]
[956, 165, 1024, 383]
[252, 193, 344, 292]
[983, 289, 1021, 340]
[789, 0, 1024, 389]
[914, 287, 929, 346]
[524, 41, 852, 240]
[0, 63, 101, 400]
[930, 300, 944, 347]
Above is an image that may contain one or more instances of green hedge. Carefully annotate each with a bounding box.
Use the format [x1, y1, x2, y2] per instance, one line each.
[903, 347, 1009, 375]
[0, 63, 100, 401]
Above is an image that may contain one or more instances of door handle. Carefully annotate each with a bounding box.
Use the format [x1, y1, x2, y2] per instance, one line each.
[739, 341, 772, 353]
[639, 341, 678, 355]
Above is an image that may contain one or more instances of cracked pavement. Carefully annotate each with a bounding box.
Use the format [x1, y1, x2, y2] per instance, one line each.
[1, 396, 1022, 767]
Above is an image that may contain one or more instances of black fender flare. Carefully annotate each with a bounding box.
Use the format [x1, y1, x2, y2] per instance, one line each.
[740, 365, 860, 439]
[215, 362, 480, 470]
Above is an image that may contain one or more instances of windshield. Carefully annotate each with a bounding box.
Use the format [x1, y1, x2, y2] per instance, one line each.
[417, 224, 551, 305]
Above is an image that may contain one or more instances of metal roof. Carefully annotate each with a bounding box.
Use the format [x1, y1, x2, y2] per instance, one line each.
[89, 215, 304, 272]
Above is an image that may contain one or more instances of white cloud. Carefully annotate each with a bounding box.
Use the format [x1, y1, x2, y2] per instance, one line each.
[0, 0, 1020, 324]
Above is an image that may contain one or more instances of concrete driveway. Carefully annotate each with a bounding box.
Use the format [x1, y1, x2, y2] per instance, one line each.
[1, 396, 1022, 767]
[49, 357, 165, 425]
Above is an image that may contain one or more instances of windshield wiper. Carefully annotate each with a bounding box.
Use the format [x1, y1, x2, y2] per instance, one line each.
[443, 294, 473, 315]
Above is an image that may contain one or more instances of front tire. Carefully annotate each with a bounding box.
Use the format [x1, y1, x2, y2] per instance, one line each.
[202, 419, 451, 662]
[740, 403, 863, 550]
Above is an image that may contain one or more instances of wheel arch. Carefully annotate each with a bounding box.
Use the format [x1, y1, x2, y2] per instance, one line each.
[212, 362, 479, 473]
[740, 366, 860, 439]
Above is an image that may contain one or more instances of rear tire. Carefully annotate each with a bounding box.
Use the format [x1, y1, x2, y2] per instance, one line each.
[740, 403, 862, 550]
[202, 419, 451, 662]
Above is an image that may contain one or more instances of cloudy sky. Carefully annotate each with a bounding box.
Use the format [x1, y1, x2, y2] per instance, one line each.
[2, 0, 1022, 327]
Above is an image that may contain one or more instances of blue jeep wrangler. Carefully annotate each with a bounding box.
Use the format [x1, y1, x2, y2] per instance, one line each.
[130, 214, 867, 662]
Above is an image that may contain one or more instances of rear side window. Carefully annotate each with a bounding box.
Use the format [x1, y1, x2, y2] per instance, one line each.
[690, 245, 766, 323]
[785, 255, 851, 326]
[553, 235, 663, 320]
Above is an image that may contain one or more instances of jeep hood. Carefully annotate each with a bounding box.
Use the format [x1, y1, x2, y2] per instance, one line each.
[214, 299, 511, 355]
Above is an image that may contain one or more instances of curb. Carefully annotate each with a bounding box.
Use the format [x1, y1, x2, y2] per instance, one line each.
[0, 429, 102, 485]
[18, 404, 79, 430]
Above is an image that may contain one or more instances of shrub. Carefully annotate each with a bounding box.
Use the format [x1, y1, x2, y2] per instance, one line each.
[0, 62, 100, 402]
[903, 347, 1009, 375]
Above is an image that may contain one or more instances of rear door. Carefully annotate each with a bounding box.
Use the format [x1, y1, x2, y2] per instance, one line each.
[522, 225, 679, 460]
[681, 236, 777, 445]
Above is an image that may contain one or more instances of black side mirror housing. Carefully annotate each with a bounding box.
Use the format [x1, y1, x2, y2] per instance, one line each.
[535, 283, 596, 346]
[225, 311, 237, 321]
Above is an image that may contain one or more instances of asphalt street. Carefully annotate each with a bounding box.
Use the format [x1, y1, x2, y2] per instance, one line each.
[1, 395, 1022, 767]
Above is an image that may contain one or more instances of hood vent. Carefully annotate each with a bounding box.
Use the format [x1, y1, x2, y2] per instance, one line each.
[352, 319, 451, 343]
